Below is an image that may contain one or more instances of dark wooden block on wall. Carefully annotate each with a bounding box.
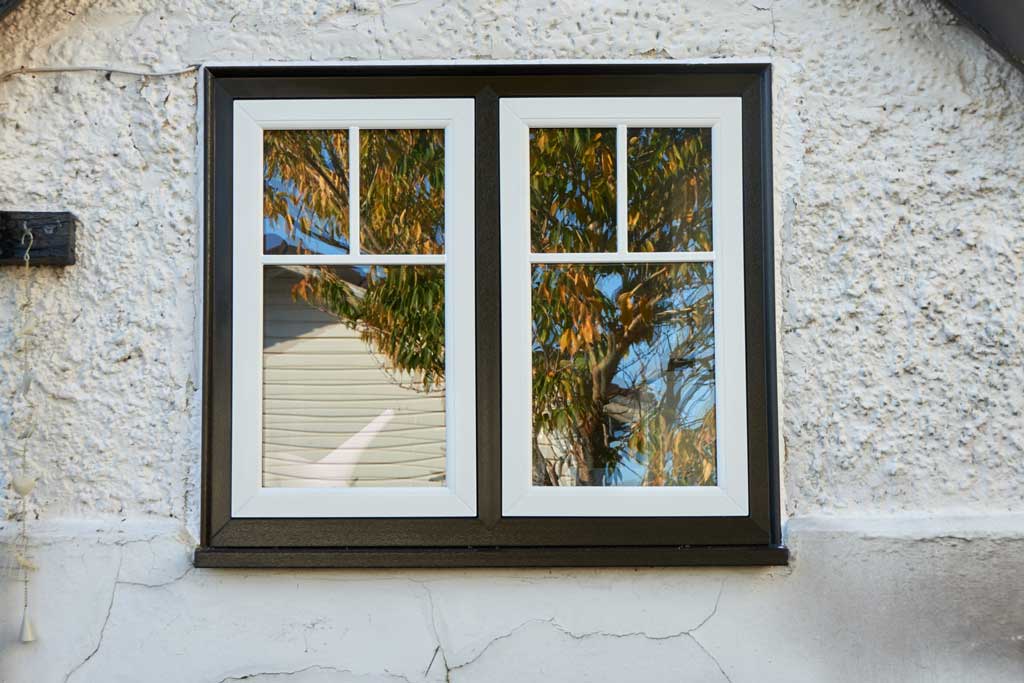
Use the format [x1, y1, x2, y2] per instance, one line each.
[0, 212, 77, 266]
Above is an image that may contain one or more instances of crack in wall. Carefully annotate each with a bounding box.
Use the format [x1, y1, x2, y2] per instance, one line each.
[215, 664, 414, 682]
[217, 665, 348, 682]
[117, 564, 195, 589]
[63, 549, 124, 683]
[687, 632, 733, 683]
[59, 539, 198, 682]
[441, 578, 730, 681]
[751, 1, 777, 51]
[406, 576, 730, 681]
[441, 617, 732, 682]
[690, 578, 725, 633]
[415, 581, 451, 681]
[59, 567, 438, 682]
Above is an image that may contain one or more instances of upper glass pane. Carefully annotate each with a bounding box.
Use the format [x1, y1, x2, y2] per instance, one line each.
[628, 127, 713, 252]
[262, 264, 446, 488]
[530, 128, 617, 253]
[531, 262, 716, 487]
[360, 129, 445, 255]
[263, 129, 350, 255]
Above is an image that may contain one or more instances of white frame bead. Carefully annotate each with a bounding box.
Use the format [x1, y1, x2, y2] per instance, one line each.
[231, 98, 477, 518]
[499, 97, 749, 517]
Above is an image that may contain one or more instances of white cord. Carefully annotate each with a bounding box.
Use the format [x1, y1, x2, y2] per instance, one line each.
[0, 64, 199, 84]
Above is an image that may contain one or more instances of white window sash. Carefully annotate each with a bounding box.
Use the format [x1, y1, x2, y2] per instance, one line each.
[499, 97, 749, 517]
[232, 98, 476, 517]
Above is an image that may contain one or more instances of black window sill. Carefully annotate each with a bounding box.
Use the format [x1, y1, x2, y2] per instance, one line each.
[193, 544, 789, 568]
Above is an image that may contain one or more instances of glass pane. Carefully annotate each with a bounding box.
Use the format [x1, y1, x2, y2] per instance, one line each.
[627, 127, 713, 252]
[531, 263, 716, 487]
[263, 130, 350, 255]
[262, 265, 446, 488]
[530, 128, 617, 253]
[360, 129, 445, 255]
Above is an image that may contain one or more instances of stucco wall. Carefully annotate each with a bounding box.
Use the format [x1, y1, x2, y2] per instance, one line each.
[0, 1, 1021, 681]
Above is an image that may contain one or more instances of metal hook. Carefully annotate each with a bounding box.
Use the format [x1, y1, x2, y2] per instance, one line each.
[20, 221, 33, 266]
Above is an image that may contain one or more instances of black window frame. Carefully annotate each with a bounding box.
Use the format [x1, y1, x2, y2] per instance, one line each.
[195, 64, 785, 568]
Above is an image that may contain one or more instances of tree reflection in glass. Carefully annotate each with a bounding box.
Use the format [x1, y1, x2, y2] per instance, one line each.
[263, 128, 447, 256]
[530, 128, 617, 253]
[531, 263, 716, 486]
[263, 128, 447, 385]
[628, 127, 712, 252]
[262, 123, 718, 489]
[264, 129, 351, 255]
[360, 129, 445, 254]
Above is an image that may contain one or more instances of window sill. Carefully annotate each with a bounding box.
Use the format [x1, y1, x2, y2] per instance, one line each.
[193, 544, 789, 568]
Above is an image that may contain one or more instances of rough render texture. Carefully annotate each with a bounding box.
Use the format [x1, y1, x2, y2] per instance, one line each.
[0, 0, 1021, 681]
[1, 517, 1022, 682]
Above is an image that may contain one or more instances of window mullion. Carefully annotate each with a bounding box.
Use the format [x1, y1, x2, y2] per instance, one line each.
[349, 126, 360, 255]
[615, 123, 628, 254]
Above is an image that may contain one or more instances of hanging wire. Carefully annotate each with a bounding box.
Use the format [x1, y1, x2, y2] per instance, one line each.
[17, 221, 35, 641]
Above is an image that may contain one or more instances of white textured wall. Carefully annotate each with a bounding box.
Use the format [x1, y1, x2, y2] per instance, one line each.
[0, 1, 1022, 681]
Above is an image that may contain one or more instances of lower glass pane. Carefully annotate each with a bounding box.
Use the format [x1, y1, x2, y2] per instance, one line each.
[262, 265, 446, 488]
[531, 263, 716, 487]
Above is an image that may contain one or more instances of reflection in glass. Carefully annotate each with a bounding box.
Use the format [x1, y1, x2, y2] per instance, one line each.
[530, 128, 617, 253]
[628, 127, 712, 252]
[531, 263, 716, 487]
[360, 129, 445, 254]
[262, 265, 446, 487]
[264, 129, 350, 255]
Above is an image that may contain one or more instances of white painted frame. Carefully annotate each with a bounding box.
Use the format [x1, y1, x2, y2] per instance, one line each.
[232, 98, 476, 517]
[500, 97, 748, 517]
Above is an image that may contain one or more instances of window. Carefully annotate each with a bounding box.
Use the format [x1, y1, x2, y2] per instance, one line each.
[231, 99, 476, 517]
[197, 65, 783, 567]
[499, 98, 747, 518]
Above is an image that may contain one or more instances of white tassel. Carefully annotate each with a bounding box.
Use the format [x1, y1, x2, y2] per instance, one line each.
[19, 613, 35, 643]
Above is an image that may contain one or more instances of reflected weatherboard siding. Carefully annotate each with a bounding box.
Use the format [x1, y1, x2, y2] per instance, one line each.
[262, 268, 446, 487]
